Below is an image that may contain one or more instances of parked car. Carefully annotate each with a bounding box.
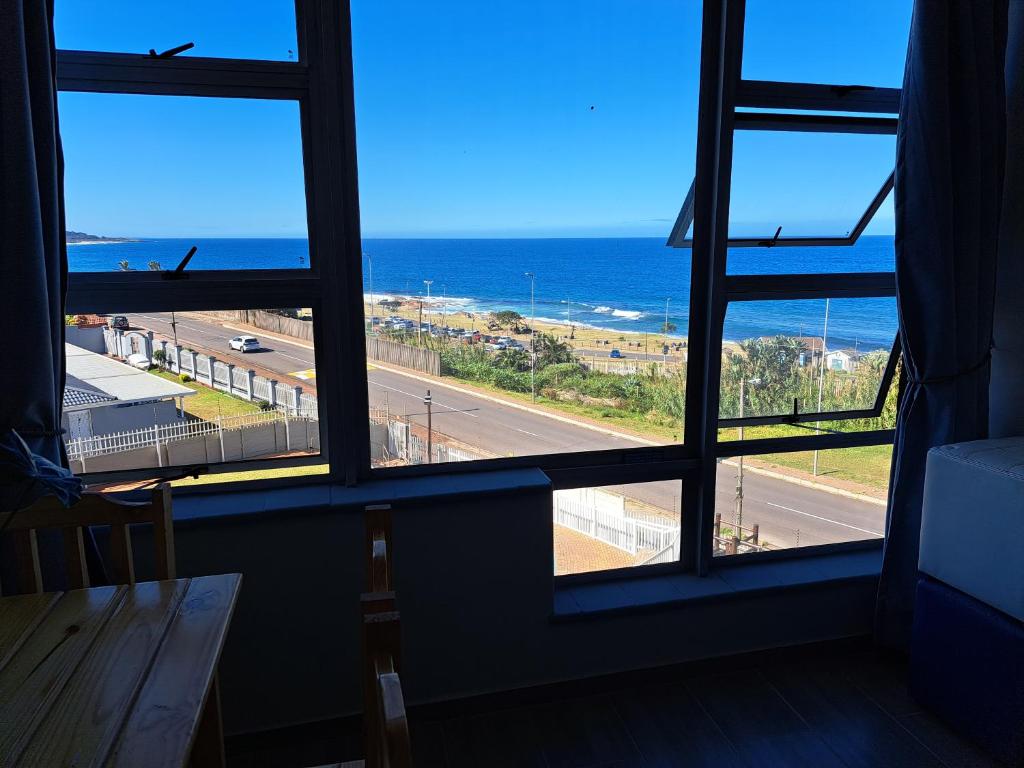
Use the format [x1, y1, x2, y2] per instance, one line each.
[126, 352, 150, 369]
[229, 335, 261, 352]
[107, 315, 130, 330]
[609, 349, 623, 358]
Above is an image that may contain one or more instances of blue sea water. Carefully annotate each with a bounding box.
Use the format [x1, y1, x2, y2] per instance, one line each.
[68, 235, 898, 351]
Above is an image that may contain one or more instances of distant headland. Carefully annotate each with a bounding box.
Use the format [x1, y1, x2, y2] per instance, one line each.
[66, 230, 136, 244]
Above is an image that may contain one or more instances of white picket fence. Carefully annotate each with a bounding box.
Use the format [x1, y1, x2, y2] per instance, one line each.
[553, 492, 678, 557]
[65, 410, 291, 461]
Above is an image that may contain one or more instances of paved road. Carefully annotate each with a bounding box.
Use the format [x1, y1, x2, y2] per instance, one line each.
[132, 312, 885, 550]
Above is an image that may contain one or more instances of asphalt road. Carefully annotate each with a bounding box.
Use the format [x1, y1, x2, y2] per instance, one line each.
[132, 312, 885, 550]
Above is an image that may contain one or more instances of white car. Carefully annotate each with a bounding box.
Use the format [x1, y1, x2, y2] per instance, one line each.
[229, 335, 261, 352]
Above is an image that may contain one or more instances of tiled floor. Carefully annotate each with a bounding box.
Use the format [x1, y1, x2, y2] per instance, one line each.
[226, 641, 1005, 768]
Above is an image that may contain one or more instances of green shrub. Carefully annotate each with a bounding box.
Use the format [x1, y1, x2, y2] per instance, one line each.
[179, 373, 192, 383]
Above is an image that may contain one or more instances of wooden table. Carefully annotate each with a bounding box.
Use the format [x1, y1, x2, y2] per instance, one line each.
[0, 574, 242, 767]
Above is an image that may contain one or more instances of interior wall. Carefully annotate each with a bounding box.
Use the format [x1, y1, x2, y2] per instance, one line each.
[989, 0, 1024, 437]
[151, 472, 878, 735]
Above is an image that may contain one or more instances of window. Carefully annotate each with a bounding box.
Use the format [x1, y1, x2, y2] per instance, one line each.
[55, 2, 300, 61]
[62, 93, 310, 269]
[353, 0, 701, 473]
[59, 1, 351, 486]
[741, 0, 912, 88]
[554, 480, 683, 576]
[54, 0, 903, 583]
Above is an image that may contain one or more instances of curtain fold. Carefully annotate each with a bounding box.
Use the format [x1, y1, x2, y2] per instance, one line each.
[876, 0, 1009, 648]
[0, 0, 81, 514]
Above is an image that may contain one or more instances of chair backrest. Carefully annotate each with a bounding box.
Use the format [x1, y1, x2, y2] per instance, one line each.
[0, 484, 175, 595]
[361, 504, 412, 768]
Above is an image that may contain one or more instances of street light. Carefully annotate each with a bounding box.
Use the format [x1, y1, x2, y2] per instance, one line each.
[525, 272, 536, 401]
[365, 252, 375, 333]
[735, 376, 761, 542]
[424, 389, 433, 464]
[813, 298, 831, 476]
[423, 280, 433, 337]
[664, 297, 672, 363]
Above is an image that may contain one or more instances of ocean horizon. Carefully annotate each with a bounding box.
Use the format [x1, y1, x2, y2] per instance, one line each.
[68, 235, 898, 351]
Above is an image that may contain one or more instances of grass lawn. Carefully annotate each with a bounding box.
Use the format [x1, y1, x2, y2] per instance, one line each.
[171, 463, 329, 487]
[152, 369, 264, 421]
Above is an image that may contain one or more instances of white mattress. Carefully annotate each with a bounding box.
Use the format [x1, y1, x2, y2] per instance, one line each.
[919, 437, 1024, 622]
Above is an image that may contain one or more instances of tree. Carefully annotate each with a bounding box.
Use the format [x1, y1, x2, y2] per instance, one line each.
[720, 335, 806, 418]
[148, 261, 162, 271]
[496, 347, 530, 372]
[490, 310, 524, 332]
[661, 321, 677, 333]
[535, 333, 575, 368]
[152, 349, 167, 369]
[117, 260, 131, 271]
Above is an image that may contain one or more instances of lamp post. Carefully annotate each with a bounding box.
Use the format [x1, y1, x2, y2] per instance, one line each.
[525, 272, 536, 401]
[813, 298, 831, 476]
[365, 252, 375, 332]
[423, 280, 433, 337]
[664, 297, 671, 362]
[424, 389, 433, 464]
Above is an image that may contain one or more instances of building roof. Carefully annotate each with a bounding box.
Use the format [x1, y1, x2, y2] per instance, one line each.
[64, 343, 194, 409]
[63, 382, 117, 409]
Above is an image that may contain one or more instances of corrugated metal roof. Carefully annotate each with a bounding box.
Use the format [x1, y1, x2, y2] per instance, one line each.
[64, 344, 195, 405]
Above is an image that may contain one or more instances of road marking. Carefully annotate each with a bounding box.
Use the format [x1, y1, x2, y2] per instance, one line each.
[761, 500, 882, 537]
[513, 428, 543, 438]
[370, 381, 479, 419]
[291, 368, 317, 381]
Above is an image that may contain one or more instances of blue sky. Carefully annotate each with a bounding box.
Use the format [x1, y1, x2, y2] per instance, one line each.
[56, 1, 911, 239]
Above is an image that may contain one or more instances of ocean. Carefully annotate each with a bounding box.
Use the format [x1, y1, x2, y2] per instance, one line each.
[68, 235, 898, 351]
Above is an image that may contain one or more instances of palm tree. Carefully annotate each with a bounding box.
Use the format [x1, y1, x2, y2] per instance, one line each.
[535, 333, 574, 367]
[148, 261, 162, 271]
[497, 347, 531, 372]
[117, 260, 131, 271]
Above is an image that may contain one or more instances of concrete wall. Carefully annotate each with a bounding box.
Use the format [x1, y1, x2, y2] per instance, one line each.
[124, 472, 878, 736]
[65, 325, 106, 353]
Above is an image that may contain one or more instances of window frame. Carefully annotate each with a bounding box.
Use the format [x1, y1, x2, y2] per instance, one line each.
[687, 0, 900, 571]
[58, 0, 370, 487]
[56, 0, 901, 582]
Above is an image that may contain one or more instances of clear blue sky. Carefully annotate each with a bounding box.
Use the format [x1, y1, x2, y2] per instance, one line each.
[56, 0, 911, 239]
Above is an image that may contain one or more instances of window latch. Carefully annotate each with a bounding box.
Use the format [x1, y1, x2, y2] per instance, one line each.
[759, 226, 783, 248]
[148, 42, 195, 59]
[163, 245, 197, 280]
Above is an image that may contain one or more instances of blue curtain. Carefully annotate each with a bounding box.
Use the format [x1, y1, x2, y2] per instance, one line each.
[1, 3, 81, 516]
[876, 0, 1009, 648]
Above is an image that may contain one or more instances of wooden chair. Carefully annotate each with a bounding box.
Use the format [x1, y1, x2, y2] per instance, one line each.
[0, 484, 175, 595]
[315, 504, 412, 768]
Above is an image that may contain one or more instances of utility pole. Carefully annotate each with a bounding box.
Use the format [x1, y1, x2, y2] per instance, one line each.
[736, 377, 745, 538]
[525, 272, 536, 402]
[424, 280, 433, 337]
[813, 297, 831, 476]
[424, 389, 433, 464]
[442, 285, 447, 331]
[417, 301, 423, 345]
[170, 311, 179, 351]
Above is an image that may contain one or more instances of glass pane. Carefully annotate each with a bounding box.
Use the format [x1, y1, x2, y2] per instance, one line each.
[353, 1, 702, 465]
[554, 481, 682, 576]
[719, 297, 898, 420]
[64, 308, 319, 476]
[61, 93, 309, 271]
[55, 1, 299, 61]
[742, 0, 912, 88]
[714, 445, 890, 555]
[727, 130, 895, 242]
